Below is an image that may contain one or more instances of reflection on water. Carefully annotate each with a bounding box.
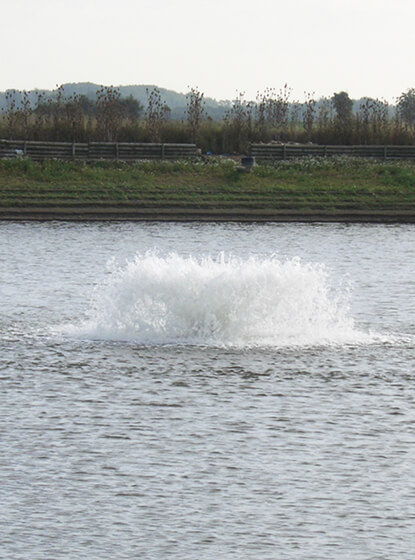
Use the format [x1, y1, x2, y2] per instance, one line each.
[1, 222, 415, 560]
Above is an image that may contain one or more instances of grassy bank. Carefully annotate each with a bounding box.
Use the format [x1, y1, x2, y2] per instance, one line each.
[0, 157, 415, 221]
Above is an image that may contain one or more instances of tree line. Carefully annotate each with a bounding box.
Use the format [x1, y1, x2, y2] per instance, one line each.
[2, 84, 415, 153]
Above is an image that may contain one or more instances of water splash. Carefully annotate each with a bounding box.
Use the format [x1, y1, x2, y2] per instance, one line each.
[67, 252, 374, 347]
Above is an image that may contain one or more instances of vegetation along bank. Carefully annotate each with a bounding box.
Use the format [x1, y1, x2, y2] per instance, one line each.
[3, 84, 415, 154]
[1, 156, 414, 222]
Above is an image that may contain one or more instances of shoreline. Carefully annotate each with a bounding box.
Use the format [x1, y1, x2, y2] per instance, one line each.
[1, 207, 415, 223]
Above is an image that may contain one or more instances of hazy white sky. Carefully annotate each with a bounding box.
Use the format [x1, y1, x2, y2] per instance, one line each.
[1, 0, 414, 102]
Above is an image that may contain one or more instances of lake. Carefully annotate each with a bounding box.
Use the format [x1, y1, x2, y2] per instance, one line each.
[1, 221, 415, 559]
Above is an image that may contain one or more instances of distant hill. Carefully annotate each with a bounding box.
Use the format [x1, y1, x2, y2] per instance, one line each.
[0, 82, 231, 120]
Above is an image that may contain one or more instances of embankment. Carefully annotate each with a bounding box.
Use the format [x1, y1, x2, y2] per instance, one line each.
[1, 157, 414, 222]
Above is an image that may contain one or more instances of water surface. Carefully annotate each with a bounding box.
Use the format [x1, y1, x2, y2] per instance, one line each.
[1, 222, 414, 559]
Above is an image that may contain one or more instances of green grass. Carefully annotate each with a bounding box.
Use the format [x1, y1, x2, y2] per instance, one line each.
[0, 156, 414, 215]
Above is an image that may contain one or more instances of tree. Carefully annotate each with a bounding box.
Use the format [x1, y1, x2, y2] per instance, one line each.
[3, 89, 32, 140]
[186, 86, 205, 143]
[397, 88, 415, 129]
[263, 85, 291, 140]
[145, 87, 169, 142]
[224, 91, 252, 153]
[332, 91, 353, 142]
[121, 95, 143, 122]
[302, 92, 316, 141]
[332, 91, 353, 124]
[96, 85, 124, 141]
[255, 89, 268, 139]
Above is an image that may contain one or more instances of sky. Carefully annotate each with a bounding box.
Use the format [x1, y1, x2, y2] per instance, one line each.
[1, 0, 414, 103]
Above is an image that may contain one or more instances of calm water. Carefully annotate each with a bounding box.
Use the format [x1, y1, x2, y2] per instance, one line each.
[1, 221, 415, 560]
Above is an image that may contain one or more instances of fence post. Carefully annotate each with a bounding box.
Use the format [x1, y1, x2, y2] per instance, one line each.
[282, 144, 286, 160]
[115, 143, 119, 161]
[72, 142, 76, 159]
[161, 144, 165, 159]
[384, 146, 387, 160]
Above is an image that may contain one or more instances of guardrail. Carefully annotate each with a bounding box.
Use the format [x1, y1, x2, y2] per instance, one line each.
[0, 140, 197, 161]
[250, 143, 415, 162]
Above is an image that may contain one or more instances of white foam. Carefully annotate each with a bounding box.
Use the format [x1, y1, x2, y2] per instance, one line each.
[64, 252, 382, 348]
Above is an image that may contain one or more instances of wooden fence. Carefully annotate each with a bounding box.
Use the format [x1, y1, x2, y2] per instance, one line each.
[0, 140, 197, 161]
[3, 139, 415, 163]
[250, 143, 415, 162]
